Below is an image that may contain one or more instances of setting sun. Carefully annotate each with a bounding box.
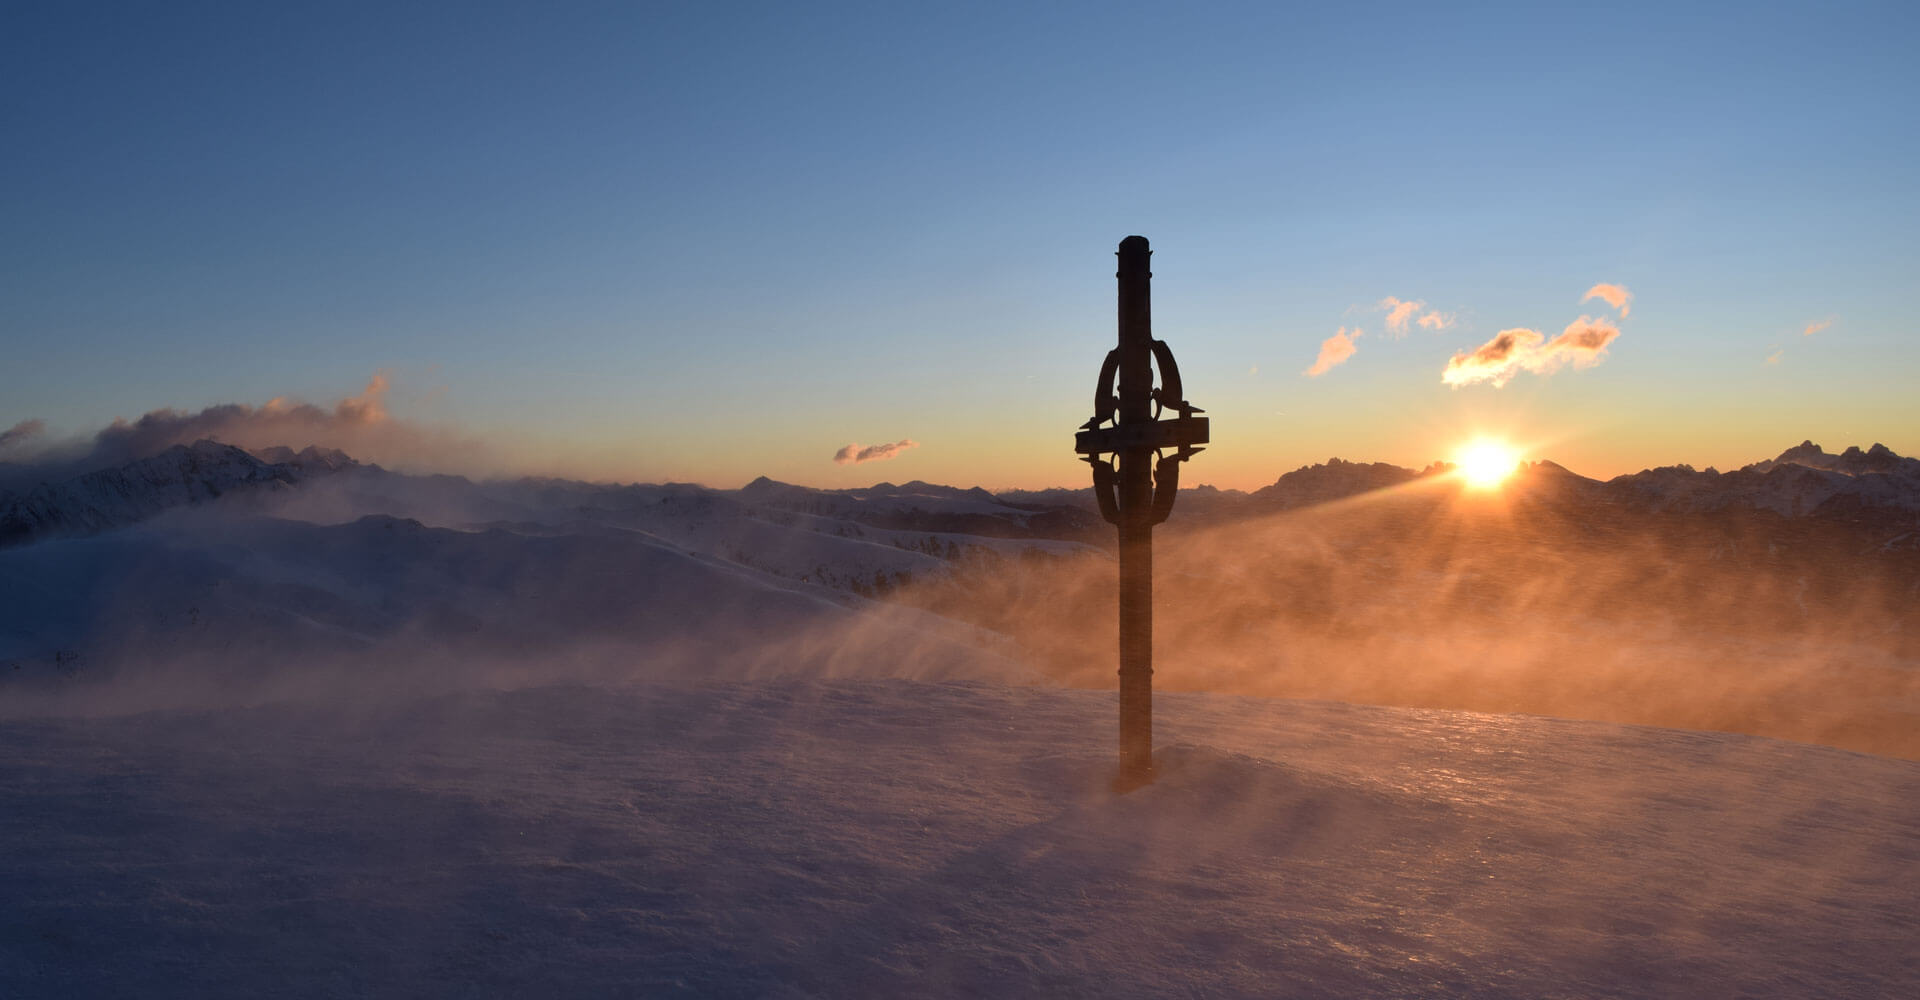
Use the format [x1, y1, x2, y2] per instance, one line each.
[1456, 439, 1520, 489]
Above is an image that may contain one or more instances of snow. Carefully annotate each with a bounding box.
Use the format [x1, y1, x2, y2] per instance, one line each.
[1, 681, 1914, 997]
[4, 440, 1919, 996]
[0, 511, 1032, 699]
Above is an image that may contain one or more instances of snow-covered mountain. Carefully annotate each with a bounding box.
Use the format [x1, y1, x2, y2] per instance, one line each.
[9, 439, 1914, 555]
[1250, 456, 1436, 506]
[0, 440, 308, 547]
[0, 444, 1092, 692]
[1606, 440, 1920, 516]
[1005, 442, 1920, 525]
[1745, 439, 1920, 478]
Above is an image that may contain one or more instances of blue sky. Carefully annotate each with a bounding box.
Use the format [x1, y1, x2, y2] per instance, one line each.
[5, 1, 1916, 488]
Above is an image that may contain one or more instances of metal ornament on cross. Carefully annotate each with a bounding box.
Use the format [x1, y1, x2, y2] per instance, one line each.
[1073, 235, 1209, 792]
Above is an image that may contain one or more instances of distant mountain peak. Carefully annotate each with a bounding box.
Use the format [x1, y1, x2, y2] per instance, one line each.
[0, 439, 378, 548]
[1742, 440, 1915, 479]
[251, 444, 360, 472]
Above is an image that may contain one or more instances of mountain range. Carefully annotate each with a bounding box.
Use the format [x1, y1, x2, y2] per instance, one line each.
[4, 438, 1917, 552]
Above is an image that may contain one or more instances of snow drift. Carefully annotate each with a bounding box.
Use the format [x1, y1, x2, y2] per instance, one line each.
[1, 682, 1913, 997]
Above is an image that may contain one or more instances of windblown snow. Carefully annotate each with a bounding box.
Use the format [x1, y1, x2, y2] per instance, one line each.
[3, 683, 1915, 998]
[1, 439, 1917, 996]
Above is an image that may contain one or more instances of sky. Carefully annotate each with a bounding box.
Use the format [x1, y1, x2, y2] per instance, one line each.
[4, 0, 1916, 491]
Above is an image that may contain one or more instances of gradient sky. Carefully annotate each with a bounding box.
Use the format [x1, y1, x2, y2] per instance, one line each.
[5, 1, 1916, 490]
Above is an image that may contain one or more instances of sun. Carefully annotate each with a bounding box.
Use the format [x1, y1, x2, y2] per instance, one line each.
[1455, 439, 1520, 489]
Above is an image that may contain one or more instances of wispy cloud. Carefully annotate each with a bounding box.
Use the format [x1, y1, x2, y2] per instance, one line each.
[1803, 318, 1832, 337]
[1378, 297, 1423, 336]
[1304, 327, 1362, 377]
[1582, 283, 1632, 318]
[1442, 316, 1620, 387]
[1415, 310, 1454, 331]
[833, 439, 919, 465]
[0, 418, 45, 452]
[1765, 348, 1783, 365]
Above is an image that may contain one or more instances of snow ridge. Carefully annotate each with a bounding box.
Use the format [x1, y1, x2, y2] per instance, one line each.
[0, 440, 323, 547]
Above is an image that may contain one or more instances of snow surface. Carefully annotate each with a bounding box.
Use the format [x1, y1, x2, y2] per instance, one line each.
[2, 681, 1915, 998]
[4, 441, 1918, 996]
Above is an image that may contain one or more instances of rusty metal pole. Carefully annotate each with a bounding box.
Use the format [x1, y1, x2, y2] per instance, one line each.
[1074, 236, 1209, 793]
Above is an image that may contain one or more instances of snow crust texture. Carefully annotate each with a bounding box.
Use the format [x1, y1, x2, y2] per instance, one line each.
[2, 681, 1914, 998]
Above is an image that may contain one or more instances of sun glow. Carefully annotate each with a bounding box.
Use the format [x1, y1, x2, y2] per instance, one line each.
[1455, 439, 1520, 489]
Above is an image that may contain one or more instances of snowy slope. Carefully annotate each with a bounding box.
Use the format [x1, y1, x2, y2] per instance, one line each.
[0, 681, 1913, 997]
[0, 512, 1031, 700]
[0, 440, 297, 546]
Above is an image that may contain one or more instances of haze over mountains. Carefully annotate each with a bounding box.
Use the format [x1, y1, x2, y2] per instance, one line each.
[4, 435, 1915, 758]
[5, 437, 1918, 552]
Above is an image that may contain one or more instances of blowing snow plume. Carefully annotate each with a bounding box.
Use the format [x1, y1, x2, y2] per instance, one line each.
[0, 419, 45, 453]
[834, 439, 919, 465]
[891, 474, 1920, 759]
[6, 375, 488, 476]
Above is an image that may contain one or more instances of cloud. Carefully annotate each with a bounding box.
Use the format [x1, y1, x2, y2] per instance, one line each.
[1378, 297, 1424, 336]
[1441, 328, 1544, 387]
[1415, 310, 1454, 331]
[1582, 283, 1633, 318]
[1441, 316, 1620, 387]
[1765, 348, 1783, 365]
[1304, 327, 1362, 377]
[833, 439, 919, 465]
[1802, 318, 1832, 337]
[0, 373, 493, 478]
[1548, 317, 1620, 356]
[0, 418, 45, 453]
[78, 374, 396, 467]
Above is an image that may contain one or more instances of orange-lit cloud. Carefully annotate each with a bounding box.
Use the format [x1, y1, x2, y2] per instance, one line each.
[1803, 318, 1832, 337]
[1416, 310, 1454, 331]
[1582, 283, 1633, 317]
[1549, 316, 1620, 354]
[833, 439, 919, 465]
[1442, 316, 1619, 387]
[1765, 348, 1783, 365]
[0, 418, 44, 452]
[1379, 297, 1423, 335]
[1442, 328, 1543, 387]
[1304, 326, 1361, 377]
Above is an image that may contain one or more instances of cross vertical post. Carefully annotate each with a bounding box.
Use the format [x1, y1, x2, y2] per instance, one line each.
[1073, 236, 1209, 792]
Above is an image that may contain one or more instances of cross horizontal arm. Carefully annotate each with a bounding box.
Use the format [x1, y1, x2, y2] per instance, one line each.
[1073, 415, 1210, 457]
